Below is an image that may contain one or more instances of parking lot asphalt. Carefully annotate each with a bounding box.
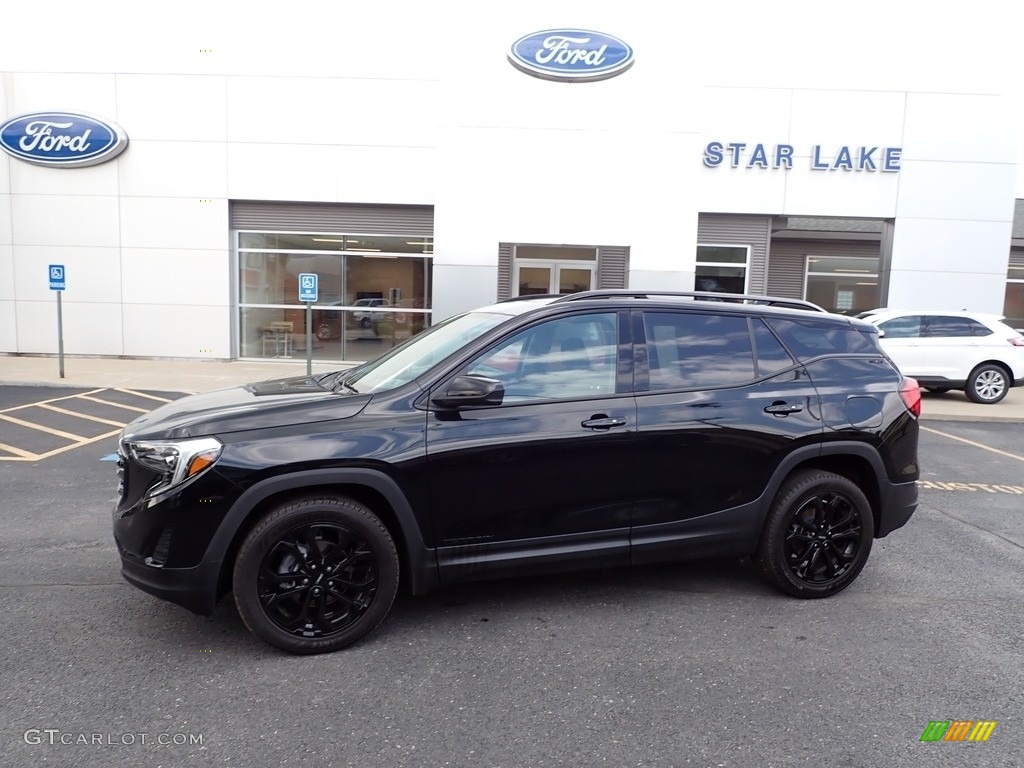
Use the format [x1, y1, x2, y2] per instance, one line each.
[0, 373, 1022, 766]
[2, 353, 1024, 423]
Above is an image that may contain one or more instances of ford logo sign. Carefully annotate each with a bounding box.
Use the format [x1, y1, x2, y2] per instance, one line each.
[0, 111, 128, 168]
[509, 29, 634, 82]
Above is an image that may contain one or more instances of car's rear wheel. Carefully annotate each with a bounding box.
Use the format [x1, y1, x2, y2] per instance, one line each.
[965, 363, 1009, 404]
[233, 496, 399, 654]
[755, 470, 874, 598]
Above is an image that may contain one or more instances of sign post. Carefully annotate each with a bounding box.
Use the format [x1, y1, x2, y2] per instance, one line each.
[298, 273, 318, 376]
[49, 265, 66, 378]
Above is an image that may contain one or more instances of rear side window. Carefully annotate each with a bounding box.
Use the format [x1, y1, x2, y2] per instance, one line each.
[643, 312, 755, 389]
[767, 317, 877, 360]
[752, 319, 796, 376]
[924, 316, 992, 337]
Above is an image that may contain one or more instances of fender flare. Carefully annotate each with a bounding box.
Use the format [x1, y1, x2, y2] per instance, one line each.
[206, 468, 439, 595]
[751, 441, 886, 532]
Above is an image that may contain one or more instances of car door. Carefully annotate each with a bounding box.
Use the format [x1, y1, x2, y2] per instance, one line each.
[630, 309, 823, 564]
[915, 315, 986, 380]
[424, 309, 635, 583]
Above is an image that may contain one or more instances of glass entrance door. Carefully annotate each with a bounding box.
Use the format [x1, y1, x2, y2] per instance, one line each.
[515, 262, 595, 296]
[513, 245, 598, 297]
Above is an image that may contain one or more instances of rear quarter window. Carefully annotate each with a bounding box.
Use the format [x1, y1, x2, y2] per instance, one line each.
[767, 317, 878, 361]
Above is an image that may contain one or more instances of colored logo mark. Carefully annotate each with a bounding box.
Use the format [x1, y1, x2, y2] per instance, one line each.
[508, 29, 634, 82]
[920, 720, 997, 742]
[0, 112, 129, 167]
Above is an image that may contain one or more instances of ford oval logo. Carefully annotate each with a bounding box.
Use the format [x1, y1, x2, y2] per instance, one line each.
[0, 111, 129, 168]
[509, 29, 634, 82]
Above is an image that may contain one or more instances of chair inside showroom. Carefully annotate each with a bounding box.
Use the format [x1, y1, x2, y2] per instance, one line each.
[262, 321, 293, 357]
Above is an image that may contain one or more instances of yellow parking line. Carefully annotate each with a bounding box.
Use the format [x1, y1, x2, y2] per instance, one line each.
[37, 403, 128, 427]
[0, 442, 39, 459]
[921, 425, 1024, 464]
[0, 387, 107, 415]
[115, 387, 173, 403]
[31, 429, 122, 460]
[74, 395, 150, 413]
[0, 413, 86, 442]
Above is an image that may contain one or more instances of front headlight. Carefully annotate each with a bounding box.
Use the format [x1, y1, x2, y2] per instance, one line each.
[127, 437, 223, 500]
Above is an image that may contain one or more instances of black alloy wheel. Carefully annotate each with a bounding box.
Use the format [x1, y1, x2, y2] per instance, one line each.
[755, 470, 874, 598]
[234, 496, 399, 654]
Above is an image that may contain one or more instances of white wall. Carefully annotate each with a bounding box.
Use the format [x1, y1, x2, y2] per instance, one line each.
[1, 0, 1021, 355]
[0, 17, 438, 357]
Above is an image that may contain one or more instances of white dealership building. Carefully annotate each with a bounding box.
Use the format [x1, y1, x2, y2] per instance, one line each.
[1, 2, 1022, 363]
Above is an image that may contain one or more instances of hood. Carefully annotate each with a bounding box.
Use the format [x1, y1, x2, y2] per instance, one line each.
[121, 375, 372, 441]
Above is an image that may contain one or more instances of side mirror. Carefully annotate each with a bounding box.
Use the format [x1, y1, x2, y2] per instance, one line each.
[431, 374, 505, 408]
[876, 328, 885, 338]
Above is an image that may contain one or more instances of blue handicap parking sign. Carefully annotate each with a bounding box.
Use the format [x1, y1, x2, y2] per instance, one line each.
[49, 264, 66, 291]
[299, 273, 318, 302]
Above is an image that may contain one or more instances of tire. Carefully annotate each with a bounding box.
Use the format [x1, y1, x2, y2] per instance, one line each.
[316, 324, 332, 341]
[965, 363, 1009, 404]
[233, 496, 399, 654]
[755, 470, 874, 598]
[359, 316, 372, 328]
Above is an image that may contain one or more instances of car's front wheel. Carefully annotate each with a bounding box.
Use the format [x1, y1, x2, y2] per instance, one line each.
[755, 470, 874, 598]
[233, 496, 399, 654]
[965, 363, 1009, 404]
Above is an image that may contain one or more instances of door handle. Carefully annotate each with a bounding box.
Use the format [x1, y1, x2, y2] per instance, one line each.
[764, 402, 803, 416]
[581, 416, 627, 430]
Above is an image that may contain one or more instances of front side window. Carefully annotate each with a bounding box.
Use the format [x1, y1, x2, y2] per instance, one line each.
[643, 312, 756, 390]
[466, 313, 618, 402]
[877, 316, 923, 339]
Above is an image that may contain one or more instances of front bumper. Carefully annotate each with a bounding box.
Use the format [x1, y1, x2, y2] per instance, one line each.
[117, 544, 221, 616]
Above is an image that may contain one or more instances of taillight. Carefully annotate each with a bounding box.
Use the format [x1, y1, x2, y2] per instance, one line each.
[899, 377, 921, 418]
[1009, 337, 1024, 347]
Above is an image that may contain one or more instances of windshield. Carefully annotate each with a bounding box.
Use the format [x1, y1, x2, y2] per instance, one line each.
[344, 311, 511, 393]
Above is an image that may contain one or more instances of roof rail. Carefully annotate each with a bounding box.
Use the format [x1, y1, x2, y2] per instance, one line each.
[553, 289, 826, 312]
[497, 293, 563, 303]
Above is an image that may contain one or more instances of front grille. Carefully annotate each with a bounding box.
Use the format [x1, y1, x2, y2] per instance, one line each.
[116, 452, 127, 500]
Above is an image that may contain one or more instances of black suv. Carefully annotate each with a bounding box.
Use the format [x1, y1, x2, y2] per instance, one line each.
[114, 291, 921, 654]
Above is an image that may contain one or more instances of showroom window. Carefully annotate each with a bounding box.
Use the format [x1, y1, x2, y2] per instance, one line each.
[804, 255, 879, 315]
[1005, 261, 1024, 331]
[237, 231, 433, 361]
[695, 245, 749, 294]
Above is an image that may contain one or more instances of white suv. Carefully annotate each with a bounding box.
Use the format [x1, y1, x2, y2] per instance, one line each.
[352, 297, 390, 328]
[863, 310, 1024, 404]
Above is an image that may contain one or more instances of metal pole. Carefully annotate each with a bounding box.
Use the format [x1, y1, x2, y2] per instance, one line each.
[305, 302, 312, 376]
[57, 291, 65, 379]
